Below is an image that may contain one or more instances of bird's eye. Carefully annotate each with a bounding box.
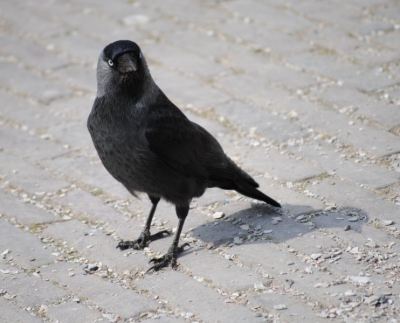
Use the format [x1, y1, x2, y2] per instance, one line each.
[139, 52, 142, 59]
[108, 59, 114, 66]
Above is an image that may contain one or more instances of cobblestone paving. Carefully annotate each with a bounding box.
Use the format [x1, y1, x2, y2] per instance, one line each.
[1, 0, 400, 322]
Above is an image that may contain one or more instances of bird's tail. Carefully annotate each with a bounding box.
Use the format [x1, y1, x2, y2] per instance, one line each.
[235, 181, 281, 208]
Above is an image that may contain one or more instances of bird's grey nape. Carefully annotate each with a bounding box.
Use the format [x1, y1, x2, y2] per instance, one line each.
[96, 54, 114, 98]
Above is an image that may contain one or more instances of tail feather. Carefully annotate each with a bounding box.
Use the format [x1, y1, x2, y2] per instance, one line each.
[235, 181, 281, 207]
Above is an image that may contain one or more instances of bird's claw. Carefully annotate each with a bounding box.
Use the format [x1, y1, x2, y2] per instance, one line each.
[116, 230, 171, 251]
[116, 240, 142, 250]
[146, 243, 190, 273]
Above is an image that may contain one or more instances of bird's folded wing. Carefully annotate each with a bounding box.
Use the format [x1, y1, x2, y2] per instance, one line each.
[145, 107, 231, 181]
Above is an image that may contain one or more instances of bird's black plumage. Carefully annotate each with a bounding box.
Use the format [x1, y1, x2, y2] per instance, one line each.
[88, 40, 281, 271]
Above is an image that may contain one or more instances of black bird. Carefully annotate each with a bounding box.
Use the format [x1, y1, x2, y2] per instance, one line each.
[88, 40, 281, 271]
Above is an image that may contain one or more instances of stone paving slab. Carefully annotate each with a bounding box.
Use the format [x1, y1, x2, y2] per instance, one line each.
[0, 218, 55, 269]
[289, 140, 400, 189]
[0, 269, 67, 309]
[46, 301, 104, 323]
[0, 297, 44, 323]
[0, 152, 71, 194]
[0, 62, 72, 104]
[135, 271, 261, 323]
[40, 262, 159, 319]
[1, 0, 400, 322]
[0, 190, 57, 225]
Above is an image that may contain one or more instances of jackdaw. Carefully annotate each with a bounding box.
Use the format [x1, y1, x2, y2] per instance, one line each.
[88, 40, 281, 271]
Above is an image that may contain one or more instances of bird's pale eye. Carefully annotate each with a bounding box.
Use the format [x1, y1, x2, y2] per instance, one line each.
[108, 59, 114, 67]
[139, 52, 142, 59]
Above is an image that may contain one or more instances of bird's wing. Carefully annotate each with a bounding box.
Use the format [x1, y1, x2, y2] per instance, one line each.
[145, 106, 231, 181]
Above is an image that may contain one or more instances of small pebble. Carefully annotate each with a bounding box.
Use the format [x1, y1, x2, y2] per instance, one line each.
[274, 304, 287, 310]
[240, 224, 249, 230]
[364, 295, 380, 305]
[254, 282, 265, 291]
[365, 240, 378, 248]
[310, 253, 322, 260]
[213, 212, 225, 219]
[234, 237, 243, 245]
[345, 290, 355, 296]
[349, 276, 370, 285]
[381, 220, 394, 226]
[344, 224, 351, 231]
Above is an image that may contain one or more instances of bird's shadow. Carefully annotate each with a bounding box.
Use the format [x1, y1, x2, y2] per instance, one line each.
[186, 202, 368, 250]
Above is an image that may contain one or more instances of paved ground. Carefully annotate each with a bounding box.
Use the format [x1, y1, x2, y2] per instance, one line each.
[1, 0, 400, 322]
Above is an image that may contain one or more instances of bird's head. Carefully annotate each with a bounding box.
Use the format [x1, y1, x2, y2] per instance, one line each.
[96, 40, 151, 97]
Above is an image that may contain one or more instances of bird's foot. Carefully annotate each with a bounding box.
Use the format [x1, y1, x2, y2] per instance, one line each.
[147, 243, 190, 273]
[116, 230, 171, 250]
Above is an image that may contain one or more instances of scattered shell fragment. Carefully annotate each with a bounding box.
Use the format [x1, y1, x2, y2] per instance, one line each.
[364, 295, 380, 305]
[264, 230, 273, 234]
[274, 304, 287, 310]
[296, 215, 306, 221]
[344, 225, 351, 231]
[240, 224, 249, 231]
[254, 282, 265, 291]
[213, 211, 225, 219]
[1, 249, 10, 259]
[233, 237, 243, 245]
[349, 276, 370, 285]
[381, 220, 394, 226]
[271, 217, 282, 225]
[348, 216, 358, 222]
[122, 14, 150, 26]
[310, 253, 322, 260]
[314, 282, 330, 288]
[365, 240, 378, 248]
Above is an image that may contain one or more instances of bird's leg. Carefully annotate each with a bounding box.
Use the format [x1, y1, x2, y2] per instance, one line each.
[147, 204, 190, 272]
[116, 195, 170, 250]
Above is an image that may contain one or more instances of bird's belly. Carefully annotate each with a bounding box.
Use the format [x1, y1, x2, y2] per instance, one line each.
[95, 139, 146, 190]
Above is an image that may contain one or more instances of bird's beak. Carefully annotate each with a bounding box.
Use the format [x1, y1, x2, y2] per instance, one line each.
[118, 53, 137, 73]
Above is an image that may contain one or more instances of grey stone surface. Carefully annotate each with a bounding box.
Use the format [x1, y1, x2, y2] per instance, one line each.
[0, 126, 67, 161]
[314, 85, 400, 130]
[0, 218, 55, 269]
[0, 91, 54, 130]
[0, 152, 71, 194]
[40, 262, 159, 319]
[178, 248, 263, 293]
[215, 101, 306, 143]
[0, 34, 69, 71]
[40, 155, 132, 199]
[308, 179, 399, 222]
[46, 302, 104, 323]
[292, 100, 400, 157]
[1, 0, 400, 321]
[0, 297, 44, 323]
[135, 271, 261, 323]
[289, 140, 400, 189]
[289, 53, 398, 92]
[0, 190, 56, 225]
[0, 271, 67, 308]
[42, 220, 150, 272]
[0, 62, 71, 104]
